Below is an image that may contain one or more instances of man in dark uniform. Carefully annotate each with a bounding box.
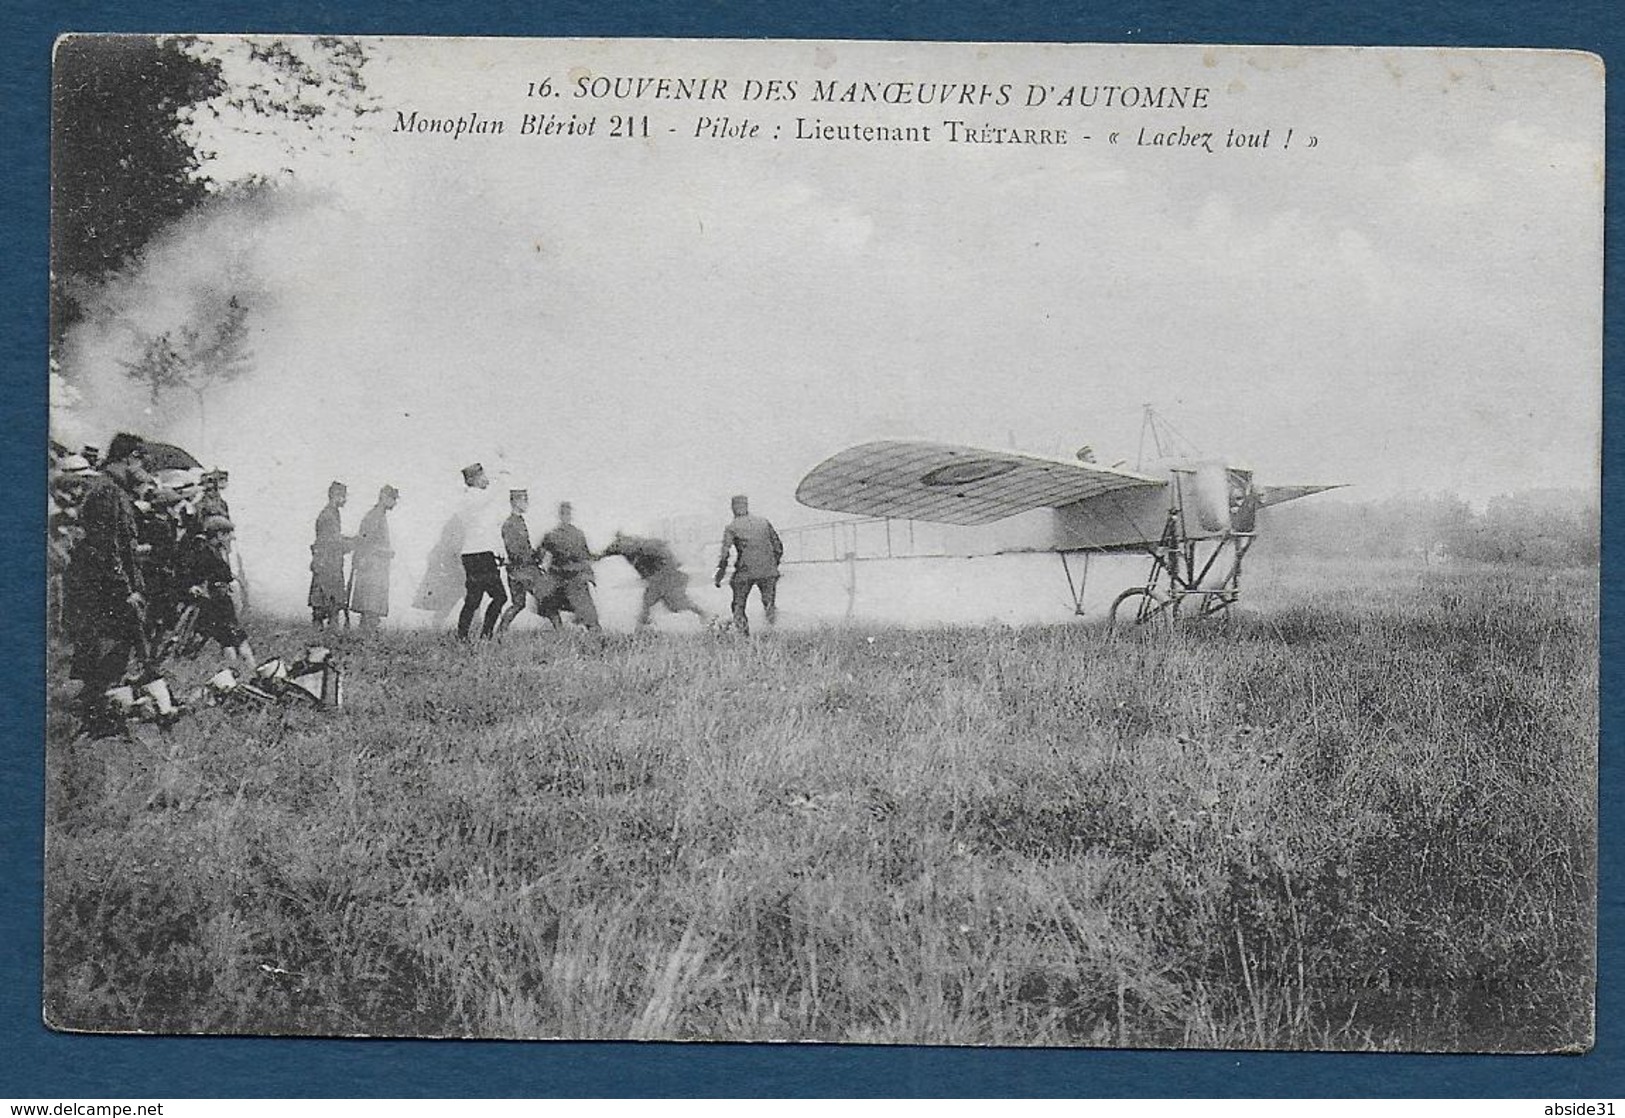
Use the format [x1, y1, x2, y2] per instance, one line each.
[62, 432, 150, 735]
[601, 531, 708, 630]
[308, 481, 353, 628]
[136, 486, 188, 642]
[496, 489, 544, 634]
[456, 462, 507, 640]
[538, 501, 600, 632]
[715, 494, 783, 635]
[348, 484, 399, 633]
[196, 468, 252, 611]
[179, 514, 255, 663]
[198, 469, 230, 520]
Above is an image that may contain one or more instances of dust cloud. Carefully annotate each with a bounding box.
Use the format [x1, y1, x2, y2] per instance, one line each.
[50, 183, 738, 625]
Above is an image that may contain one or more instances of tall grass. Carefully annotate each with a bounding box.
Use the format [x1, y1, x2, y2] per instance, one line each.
[44, 560, 1596, 1049]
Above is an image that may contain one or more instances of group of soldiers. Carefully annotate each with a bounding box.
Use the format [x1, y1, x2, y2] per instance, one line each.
[306, 480, 400, 632]
[315, 460, 787, 640]
[51, 436, 789, 736]
[50, 433, 253, 737]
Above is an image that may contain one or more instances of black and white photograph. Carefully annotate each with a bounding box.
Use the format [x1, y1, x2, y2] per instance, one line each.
[44, 35, 1600, 1051]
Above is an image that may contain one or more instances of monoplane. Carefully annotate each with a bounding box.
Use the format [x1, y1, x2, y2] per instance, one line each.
[794, 415, 1341, 626]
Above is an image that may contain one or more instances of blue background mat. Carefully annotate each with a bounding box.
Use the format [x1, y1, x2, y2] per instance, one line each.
[3, 0, 1618, 1097]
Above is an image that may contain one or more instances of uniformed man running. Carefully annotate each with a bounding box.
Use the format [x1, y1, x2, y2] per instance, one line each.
[715, 494, 783, 635]
[496, 489, 544, 634]
[537, 501, 601, 632]
[601, 531, 708, 630]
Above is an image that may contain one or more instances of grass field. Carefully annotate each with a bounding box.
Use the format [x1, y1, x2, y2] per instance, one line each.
[43, 558, 1596, 1050]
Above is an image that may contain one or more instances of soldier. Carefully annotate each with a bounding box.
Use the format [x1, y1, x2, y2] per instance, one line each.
[538, 501, 601, 632]
[197, 469, 231, 520]
[601, 532, 709, 630]
[349, 485, 399, 633]
[62, 433, 149, 735]
[196, 468, 251, 613]
[496, 489, 543, 634]
[48, 456, 94, 562]
[715, 494, 783, 635]
[456, 462, 508, 640]
[48, 455, 95, 633]
[53, 452, 95, 494]
[136, 486, 188, 642]
[179, 515, 255, 663]
[308, 481, 353, 629]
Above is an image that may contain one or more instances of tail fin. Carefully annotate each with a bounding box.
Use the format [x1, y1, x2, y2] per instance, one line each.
[1255, 483, 1345, 509]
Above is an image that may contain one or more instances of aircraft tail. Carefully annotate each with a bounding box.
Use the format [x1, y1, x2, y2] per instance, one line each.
[1255, 483, 1345, 509]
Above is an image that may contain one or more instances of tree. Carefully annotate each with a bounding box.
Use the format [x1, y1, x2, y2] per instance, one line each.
[51, 36, 224, 341]
[51, 35, 376, 349]
[119, 293, 253, 449]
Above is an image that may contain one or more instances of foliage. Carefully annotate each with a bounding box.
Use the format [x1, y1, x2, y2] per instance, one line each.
[1264, 490, 1596, 568]
[1449, 491, 1600, 567]
[179, 36, 376, 172]
[51, 35, 374, 347]
[51, 36, 223, 335]
[119, 294, 253, 409]
[45, 560, 1596, 1049]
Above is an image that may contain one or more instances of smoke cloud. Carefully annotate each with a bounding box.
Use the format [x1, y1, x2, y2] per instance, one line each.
[50, 40, 1600, 631]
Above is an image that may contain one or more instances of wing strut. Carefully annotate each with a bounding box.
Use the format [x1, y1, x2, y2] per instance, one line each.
[1059, 550, 1091, 616]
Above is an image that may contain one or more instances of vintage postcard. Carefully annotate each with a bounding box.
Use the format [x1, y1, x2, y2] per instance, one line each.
[45, 36, 1600, 1049]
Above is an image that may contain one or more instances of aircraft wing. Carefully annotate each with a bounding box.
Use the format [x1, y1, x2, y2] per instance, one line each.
[1255, 483, 1346, 509]
[795, 440, 1166, 527]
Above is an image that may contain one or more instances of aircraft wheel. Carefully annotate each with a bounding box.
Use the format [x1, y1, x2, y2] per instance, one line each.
[1107, 588, 1173, 633]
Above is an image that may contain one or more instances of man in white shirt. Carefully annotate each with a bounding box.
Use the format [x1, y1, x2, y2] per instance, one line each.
[455, 462, 508, 640]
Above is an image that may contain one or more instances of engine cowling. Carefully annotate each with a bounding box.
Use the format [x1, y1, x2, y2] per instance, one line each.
[1157, 460, 1258, 536]
[1189, 461, 1232, 533]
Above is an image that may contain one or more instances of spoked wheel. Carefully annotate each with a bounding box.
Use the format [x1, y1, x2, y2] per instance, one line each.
[1107, 587, 1175, 633]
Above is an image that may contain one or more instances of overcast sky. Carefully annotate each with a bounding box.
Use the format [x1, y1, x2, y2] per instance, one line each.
[56, 38, 1604, 609]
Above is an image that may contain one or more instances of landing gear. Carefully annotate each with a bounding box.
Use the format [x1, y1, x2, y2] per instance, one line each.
[1101, 466, 1259, 631]
[1107, 586, 1174, 631]
[1106, 519, 1253, 631]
